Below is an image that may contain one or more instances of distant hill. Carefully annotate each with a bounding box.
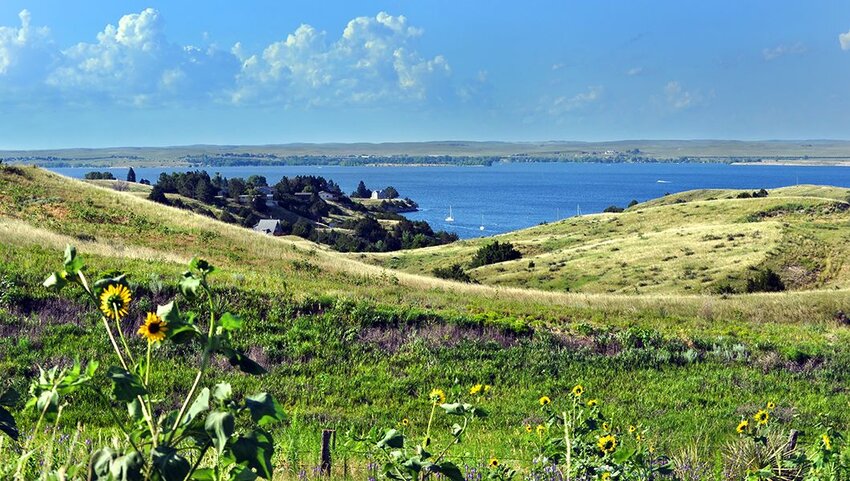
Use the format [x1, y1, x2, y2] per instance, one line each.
[366, 185, 850, 294]
[3, 139, 850, 167]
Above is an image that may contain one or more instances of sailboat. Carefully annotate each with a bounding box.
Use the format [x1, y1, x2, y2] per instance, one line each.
[479, 214, 485, 231]
[445, 206, 454, 222]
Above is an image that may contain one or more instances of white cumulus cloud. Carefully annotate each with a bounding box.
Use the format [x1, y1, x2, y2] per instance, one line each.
[547, 86, 603, 116]
[233, 11, 451, 106]
[0, 10, 52, 82]
[47, 8, 239, 105]
[840, 29, 850, 50]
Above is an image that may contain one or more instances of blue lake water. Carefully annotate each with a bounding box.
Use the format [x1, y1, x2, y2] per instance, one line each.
[52, 163, 850, 239]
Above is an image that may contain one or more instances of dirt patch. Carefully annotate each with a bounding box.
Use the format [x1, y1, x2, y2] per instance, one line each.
[359, 323, 522, 353]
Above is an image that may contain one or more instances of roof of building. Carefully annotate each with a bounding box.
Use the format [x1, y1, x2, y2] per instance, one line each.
[253, 219, 281, 231]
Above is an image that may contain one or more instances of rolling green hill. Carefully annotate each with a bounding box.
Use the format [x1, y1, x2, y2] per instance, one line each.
[366, 185, 850, 294]
[4, 165, 850, 476]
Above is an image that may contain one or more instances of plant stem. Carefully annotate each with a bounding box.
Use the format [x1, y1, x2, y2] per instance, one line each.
[563, 411, 571, 481]
[183, 443, 211, 481]
[113, 305, 136, 366]
[168, 283, 217, 441]
[101, 316, 129, 371]
[424, 402, 437, 446]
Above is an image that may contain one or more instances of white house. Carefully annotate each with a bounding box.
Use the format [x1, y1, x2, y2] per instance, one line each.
[253, 219, 284, 236]
[318, 191, 338, 201]
[370, 189, 388, 200]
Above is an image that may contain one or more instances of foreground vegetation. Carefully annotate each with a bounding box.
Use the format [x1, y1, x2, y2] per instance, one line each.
[2, 165, 850, 479]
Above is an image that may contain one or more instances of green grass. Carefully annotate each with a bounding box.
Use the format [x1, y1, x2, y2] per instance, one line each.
[367, 186, 850, 294]
[4, 165, 850, 477]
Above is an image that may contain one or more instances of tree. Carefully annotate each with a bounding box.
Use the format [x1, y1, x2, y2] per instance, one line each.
[84, 171, 115, 180]
[627, 199, 639, 208]
[351, 180, 371, 198]
[227, 178, 246, 198]
[148, 185, 168, 204]
[383, 186, 399, 199]
[469, 241, 521, 268]
[126, 167, 136, 183]
[246, 175, 268, 188]
[603, 205, 624, 213]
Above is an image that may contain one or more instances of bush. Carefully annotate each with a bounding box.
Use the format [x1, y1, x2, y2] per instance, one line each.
[469, 241, 521, 268]
[746, 268, 785, 293]
[603, 205, 624, 213]
[433, 264, 473, 283]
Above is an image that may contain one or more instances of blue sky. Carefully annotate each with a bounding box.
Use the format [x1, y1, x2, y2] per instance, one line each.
[0, 1, 849, 148]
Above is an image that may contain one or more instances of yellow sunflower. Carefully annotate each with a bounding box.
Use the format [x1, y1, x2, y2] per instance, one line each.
[484, 385, 491, 392]
[736, 419, 749, 434]
[597, 434, 617, 454]
[601, 473, 611, 481]
[99, 284, 132, 320]
[587, 399, 599, 408]
[539, 396, 551, 406]
[401, 418, 410, 427]
[488, 458, 499, 468]
[822, 433, 832, 451]
[536, 424, 546, 436]
[429, 388, 446, 405]
[766, 401, 776, 410]
[572, 384, 584, 398]
[524, 424, 533, 433]
[628, 425, 636, 434]
[753, 410, 769, 426]
[138, 312, 168, 343]
[470, 384, 484, 395]
[602, 422, 611, 432]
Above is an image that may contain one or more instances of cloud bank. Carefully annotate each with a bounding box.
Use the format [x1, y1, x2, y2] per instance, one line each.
[0, 9, 455, 108]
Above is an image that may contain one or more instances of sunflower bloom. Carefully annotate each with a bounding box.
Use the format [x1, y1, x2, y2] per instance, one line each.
[823, 433, 832, 451]
[401, 418, 410, 427]
[429, 388, 446, 405]
[99, 284, 132, 320]
[597, 434, 617, 454]
[536, 424, 546, 436]
[736, 419, 749, 434]
[601, 473, 611, 481]
[753, 410, 769, 426]
[539, 396, 551, 406]
[602, 422, 611, 432]
[484, 385, 491, 392]
[470, 384, 483, 395]
[628, 425, 636, 434]
[524, 424, 533, 433]
[571, 384, 584, 397]
[587, 399, 599, 408]
[766, 401, 776, 410]
[488, 458, 499, 468]
[138, 312, 168, 343]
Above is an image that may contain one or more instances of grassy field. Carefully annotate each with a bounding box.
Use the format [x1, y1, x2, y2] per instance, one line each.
[365, 185, 850, 295]
[3, 165, 850, 478]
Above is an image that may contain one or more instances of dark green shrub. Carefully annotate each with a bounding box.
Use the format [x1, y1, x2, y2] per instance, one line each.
[469, 241, 521, 268]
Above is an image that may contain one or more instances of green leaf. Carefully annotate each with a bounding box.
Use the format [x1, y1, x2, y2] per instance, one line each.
[0, 406, 18, 441]
[613, 447, 635, 463]
[377, 429, 404, 449]
[219, 312, 244, 332]
[63, 244, 84, 274]
[185, 388, 210, 425]
[89, 448, 117, 481]
[227, 465, 259, 481]
[212, 383, 233, 403]
[225, 349, 267, 375]
[152, 445, 191, 481]
[190, 257, 216, 275]
[190, 468, 216, 481]
[205, 411, 235, 454]
[107, 367, 147, 402]
[229, 429, 274, 479]
[432, 462, 464, 481]
[109, 451, 144, 481]
[245, 393, 286, 426]
[179, 272, 203, 300]
[93, 274, 129, 292]
[42, 271, 68, 291]
[127, 398, 144, 422]
[36, 389, 59, 415]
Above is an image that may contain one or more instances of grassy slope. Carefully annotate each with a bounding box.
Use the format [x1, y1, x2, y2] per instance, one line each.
[4, 166, 850, 465]
[367, 186, 850, 294]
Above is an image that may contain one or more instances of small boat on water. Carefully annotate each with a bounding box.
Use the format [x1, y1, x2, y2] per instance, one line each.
[479, 215, 485, 231]
[445, 206, 454, 222]
[656, 180, 671, 183]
